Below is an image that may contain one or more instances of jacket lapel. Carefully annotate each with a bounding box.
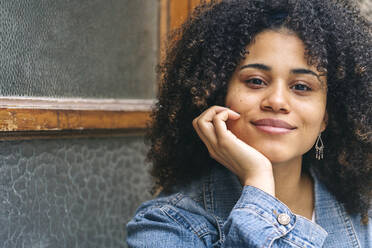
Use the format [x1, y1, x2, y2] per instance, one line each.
[312, 171, 361, 248]
[203, 165, 242, 221]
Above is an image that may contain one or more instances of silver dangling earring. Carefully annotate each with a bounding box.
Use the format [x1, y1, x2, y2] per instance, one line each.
[315, 133, 324, 160]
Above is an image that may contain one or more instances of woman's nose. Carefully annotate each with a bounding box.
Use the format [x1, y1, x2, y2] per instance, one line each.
[260, 82, 290, 114]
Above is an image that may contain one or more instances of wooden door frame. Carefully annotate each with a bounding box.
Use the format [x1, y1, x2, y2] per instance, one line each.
[0, 1, 207, 140]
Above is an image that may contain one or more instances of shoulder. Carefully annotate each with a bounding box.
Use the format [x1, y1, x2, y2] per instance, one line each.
[127, 191, 220, 246]
[309, 169, 372, 245]
[348, 210, 372, 246]
[131, 178, 211, 224]
[131, 192, 185, 219]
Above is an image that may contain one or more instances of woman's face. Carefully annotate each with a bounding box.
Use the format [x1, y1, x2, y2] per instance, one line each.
[225, 30, 327, 164]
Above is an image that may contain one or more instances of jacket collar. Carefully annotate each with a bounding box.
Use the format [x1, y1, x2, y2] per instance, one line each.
[311, 169, 362, 247]
[202, 165, 242, 221]
[202, 165, 361, 247]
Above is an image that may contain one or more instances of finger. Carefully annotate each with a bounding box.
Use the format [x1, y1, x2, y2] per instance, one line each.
[198, 106, 233, 123]
[193, 117, 215, 147]
[193, 115, 217, 145]
[193, 117, 219, 155]
[193, 118, 231, 166]
[198, 107, 239, 140]
[213, 110, 240, 141]
[193, 106, 239, 167]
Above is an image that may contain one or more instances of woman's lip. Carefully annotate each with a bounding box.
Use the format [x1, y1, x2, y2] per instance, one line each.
[251, 118, 296, 129]
[251, 118, 296, 134]
[253, 125, 294, 134]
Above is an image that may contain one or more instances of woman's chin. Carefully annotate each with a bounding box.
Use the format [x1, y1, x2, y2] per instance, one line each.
[255, 149, 301, 165]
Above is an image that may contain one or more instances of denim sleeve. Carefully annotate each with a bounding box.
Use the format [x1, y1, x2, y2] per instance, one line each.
[127, 204, 209, 248]
[222, 186, 328, 247]
[127, 186, 328, 247]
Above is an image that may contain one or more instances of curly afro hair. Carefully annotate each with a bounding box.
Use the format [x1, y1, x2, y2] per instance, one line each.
[147, 0, 372, 223]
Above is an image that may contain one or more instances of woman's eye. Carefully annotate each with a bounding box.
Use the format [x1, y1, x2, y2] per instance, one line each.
[292, 83, 312, 91]
[245, 78, 265, 86]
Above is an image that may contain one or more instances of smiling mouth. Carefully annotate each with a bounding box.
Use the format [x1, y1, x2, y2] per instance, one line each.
[251, 118, 297, 134]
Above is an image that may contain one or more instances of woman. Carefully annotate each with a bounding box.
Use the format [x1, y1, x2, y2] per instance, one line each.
[127, 0, 371, 247]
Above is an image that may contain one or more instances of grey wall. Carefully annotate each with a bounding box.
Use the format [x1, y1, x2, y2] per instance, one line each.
[0, 0, 158, 247]
[0, 0, 158, 99]
[0, 136, 152, 248]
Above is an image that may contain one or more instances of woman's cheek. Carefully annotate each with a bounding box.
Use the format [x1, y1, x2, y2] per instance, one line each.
[226, 117, 247, 140]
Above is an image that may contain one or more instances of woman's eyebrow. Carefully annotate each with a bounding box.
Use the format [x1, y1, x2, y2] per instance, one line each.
[291, 68, 319, 78]
[240, 64, 320, 77]
[240, 63, 271, 71]
[240, 64, 325, 83]
[291, 68, 325, 85]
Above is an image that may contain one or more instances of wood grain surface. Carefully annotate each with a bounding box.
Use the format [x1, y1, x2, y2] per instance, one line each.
[1, 1, 212, 139]
[0, 109, 150, 132]
[0, 98, 152, 139]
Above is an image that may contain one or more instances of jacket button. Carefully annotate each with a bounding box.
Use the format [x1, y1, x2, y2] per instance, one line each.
[277, 213, 291, 225]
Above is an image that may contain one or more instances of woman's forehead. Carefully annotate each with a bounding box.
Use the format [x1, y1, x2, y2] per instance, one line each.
[242, 31, 314, 70]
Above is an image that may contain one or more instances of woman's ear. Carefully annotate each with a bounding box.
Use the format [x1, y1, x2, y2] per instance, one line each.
[321, 111, 328, 132]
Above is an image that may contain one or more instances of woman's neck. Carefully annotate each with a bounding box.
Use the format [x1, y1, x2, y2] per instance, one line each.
[272, 157, 314, 220]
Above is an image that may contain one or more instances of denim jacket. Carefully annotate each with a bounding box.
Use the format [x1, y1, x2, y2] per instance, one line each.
[127, 166, 372, 247]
